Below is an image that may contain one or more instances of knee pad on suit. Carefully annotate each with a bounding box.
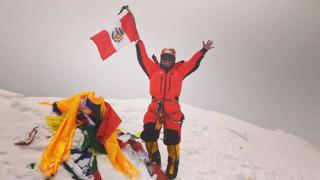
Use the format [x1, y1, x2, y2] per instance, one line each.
[141, 123, 160, 142]
[164, 129, 180, 145]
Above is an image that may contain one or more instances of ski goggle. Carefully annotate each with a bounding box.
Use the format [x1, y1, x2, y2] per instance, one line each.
[161, 53, 175, 62]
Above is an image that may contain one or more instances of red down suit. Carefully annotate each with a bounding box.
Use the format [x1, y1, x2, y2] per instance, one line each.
[135, 40, 207, 134]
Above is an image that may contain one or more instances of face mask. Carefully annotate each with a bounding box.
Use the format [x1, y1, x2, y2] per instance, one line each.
[160, 54, 175, 70]
[160, 59, 173, 70]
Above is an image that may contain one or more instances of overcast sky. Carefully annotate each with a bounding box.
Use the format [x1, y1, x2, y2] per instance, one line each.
[0, 0, 319, 150]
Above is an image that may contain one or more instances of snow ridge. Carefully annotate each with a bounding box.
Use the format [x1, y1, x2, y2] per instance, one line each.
[0, 89, 319, 180]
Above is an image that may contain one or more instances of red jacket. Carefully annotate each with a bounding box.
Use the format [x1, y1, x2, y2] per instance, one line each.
[136, 40, 207, 130]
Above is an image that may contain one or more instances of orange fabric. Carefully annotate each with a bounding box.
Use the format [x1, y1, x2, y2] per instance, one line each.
[39, 96, 80, 177]
[103, 131, 140, 179]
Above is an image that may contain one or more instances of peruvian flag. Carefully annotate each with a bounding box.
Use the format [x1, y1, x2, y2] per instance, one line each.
[90, 11, 139, 60]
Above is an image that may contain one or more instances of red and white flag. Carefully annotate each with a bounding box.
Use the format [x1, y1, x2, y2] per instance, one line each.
[90, 11, 139, 60]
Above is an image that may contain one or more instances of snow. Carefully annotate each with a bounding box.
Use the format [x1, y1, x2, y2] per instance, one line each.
[0, 89, 319, 180]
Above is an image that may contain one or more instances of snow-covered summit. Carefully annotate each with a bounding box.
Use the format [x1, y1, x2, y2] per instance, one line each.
[0, 89, 319, 180]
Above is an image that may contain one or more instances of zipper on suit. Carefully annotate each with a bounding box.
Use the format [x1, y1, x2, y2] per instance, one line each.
[160, 75, 163, 91]
[161, 71, 168, 113]
[168, 75, 171, 92]
[163, 71, 168, 98]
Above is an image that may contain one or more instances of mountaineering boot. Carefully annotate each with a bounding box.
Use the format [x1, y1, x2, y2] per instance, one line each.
[145, 141, 162, 167]
[166, 144, 180, 179]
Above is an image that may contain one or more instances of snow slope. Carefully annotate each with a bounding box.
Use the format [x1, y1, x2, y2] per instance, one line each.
[0, 89, 319, 180]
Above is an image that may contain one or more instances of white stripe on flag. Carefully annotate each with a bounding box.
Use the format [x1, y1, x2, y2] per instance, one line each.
[108, 22, 130, 50]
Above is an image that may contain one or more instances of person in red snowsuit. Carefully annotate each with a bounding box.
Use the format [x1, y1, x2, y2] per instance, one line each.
[135, 39, 214, 179]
